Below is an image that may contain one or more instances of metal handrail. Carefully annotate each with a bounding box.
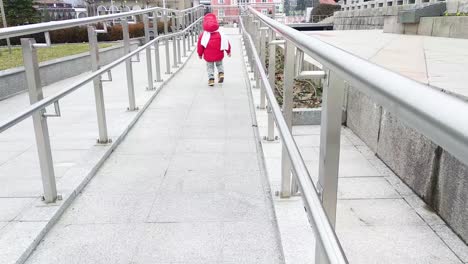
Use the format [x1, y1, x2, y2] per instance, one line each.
[239, 15, 348, 264]
[247, 6, 468, 167]
[0, 5, 202, 40]
[0, 16, 202, 134]
[0, 5, 204, 203]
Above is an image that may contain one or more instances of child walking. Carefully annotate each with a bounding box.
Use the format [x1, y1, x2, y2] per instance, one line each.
[197, 13, 231, 86]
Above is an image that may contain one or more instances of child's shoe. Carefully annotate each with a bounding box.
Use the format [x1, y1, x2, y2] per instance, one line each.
[218, 72, 224, 83]
[208, 78, 215, 86]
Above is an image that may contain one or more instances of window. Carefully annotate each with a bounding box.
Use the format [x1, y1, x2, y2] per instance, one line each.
[262, 0, 267, 2]
[261, 9, 268, 15]
[219, 0, 224, 4]
[218, 9, 225, 17]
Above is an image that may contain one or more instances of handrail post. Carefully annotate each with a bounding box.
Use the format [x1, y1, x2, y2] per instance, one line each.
[317, 69, 345, 228]
[176, 13, 182, 64]
[267, 29, 277, 141]
[182, 14, 187, 57]
[172, 12, 178, 68]
[258, 27, 267, 109]
[164, 10, 169, 35]
[154, 39, 163, 82]
[253, 21, 260, 90]
[153, 11, 159, 40]
[192, 20, 196, 47]
[121, 20, 137, 111]
[21, 38, 58, 203]
[248, 17, 255, 73]
[280, 40, 295, 198]
[143, 14, 155, 90]
[187, 17, 191, 50]
[87, 26, 110, 144]
[163, 11, 171, 74]
[153, 11, 163, 82]
[290, 50, 304, 195]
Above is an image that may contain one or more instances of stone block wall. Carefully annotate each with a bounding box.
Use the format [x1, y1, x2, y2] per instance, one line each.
[333, 6, 411, 30]
[345, 86, 468, 244]
[437, 150, 468, 242]
[419, 16, 468, 38]
[334, 9, 387, 30]
[345, 87, 381, 151]
[384, 15, 468, 38]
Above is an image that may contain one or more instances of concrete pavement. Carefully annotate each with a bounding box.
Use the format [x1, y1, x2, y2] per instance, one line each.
[23, 32, 285, 264]
[304, 30, 468, 100]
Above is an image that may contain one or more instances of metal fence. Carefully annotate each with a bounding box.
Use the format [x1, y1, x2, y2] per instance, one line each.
[240, 10, 348, 264]
[0, 5, 205, 203]
[241, 5, 468, 264]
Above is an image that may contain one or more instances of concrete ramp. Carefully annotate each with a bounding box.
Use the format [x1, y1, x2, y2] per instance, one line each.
[24, 34, 284, 264]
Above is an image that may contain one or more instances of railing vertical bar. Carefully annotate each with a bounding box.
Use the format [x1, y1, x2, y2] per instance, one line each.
[21, 38, 57, 203]
[143, 14, 155, 90]
[259, 27, 267, 109]
[122, 20, 137, 111]
[267, 29, 276, 141]
[176, 13, 182, 64]
[87, 26, 110, 144]
[153, 11, 163, 82]
[171, 12, 178, 68]
[164, 11, 171, 74]
[317, 69, 345, 227]
[182, 13, 187, 57]
[280, 40, 295, 198]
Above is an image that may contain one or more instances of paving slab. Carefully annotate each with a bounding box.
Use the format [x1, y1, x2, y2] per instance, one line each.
[305, 30, 468, 100]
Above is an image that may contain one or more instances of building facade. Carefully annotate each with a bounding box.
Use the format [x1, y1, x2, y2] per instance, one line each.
[35, 0, 77, 21]
[91, 0, 192, 14]
[210, 0, 276, 23]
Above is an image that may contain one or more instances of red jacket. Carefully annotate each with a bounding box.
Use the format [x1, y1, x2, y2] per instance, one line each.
[197, 13, 231, 62]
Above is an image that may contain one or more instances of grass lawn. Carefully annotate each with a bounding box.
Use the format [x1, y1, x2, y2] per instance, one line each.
[0, 43, 114, 71]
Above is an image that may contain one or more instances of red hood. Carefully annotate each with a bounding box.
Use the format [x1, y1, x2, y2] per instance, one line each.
[203, 13, 219, 32]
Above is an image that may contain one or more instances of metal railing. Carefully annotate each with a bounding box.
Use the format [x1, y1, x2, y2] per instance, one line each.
[0, 6, 202, 39]
[240, 12, 348, 264]
[241, 5, 468, 264]
[0, 5, 205, 203]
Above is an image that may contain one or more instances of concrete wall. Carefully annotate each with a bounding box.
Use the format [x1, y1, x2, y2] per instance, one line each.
[334, 9, 389, 30]
[333, 5, 423, 30]
[384, 15, 468, 38]
[419, 16, 468, 38]
[345, 86, 468, 244]
[0, 42, 138, 101]
[336, 0, 468, 35]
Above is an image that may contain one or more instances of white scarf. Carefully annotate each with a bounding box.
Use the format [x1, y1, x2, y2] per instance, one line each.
[200, 30, 229, 51]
